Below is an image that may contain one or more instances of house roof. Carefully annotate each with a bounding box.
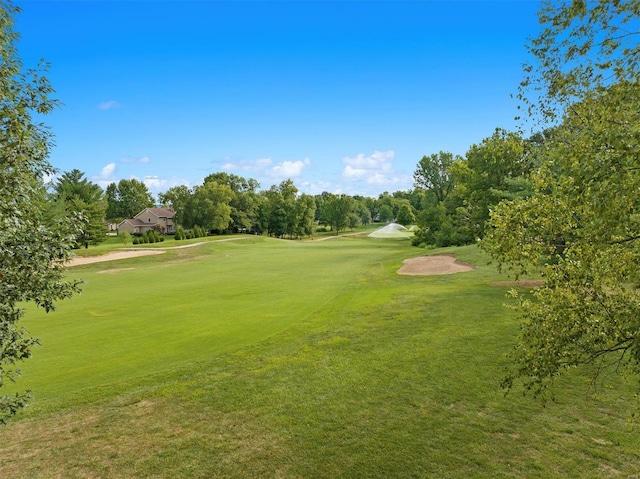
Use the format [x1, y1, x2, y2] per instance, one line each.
[118, 218, 148, 227]
[138, 207, 175, 219]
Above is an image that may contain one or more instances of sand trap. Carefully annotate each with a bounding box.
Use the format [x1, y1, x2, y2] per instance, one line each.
[65, 240, 246, 267]
[397, 254, 476, 276]
[67, 250, 165, 267]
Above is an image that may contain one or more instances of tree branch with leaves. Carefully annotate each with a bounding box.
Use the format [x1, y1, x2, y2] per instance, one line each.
[0, 1, 82, 422]
[484, 0, 640, 399]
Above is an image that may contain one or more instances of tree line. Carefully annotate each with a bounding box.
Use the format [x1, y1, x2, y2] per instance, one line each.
[46, 128, 539, 247]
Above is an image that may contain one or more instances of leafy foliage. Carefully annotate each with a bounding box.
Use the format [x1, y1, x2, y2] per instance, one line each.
[0, 1, 82, 422]
[322, 194, 353, 234]
[484, 1, 640, 397]
[105, 179, 155, 222]
[158, 185, 191, 227]
[51, 169, 107, 247]
[203, 172, 262, 233]
[395, 203, 415, 226]
[413, 151, 459, 203]
[412, 151, 471, 247]
[450, 128, 529, 239]
[187, 181, 233, 232]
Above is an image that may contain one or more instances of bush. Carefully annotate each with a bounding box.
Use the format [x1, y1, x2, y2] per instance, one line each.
[120, 231, 131, 245]
[192, 225, 207, 238]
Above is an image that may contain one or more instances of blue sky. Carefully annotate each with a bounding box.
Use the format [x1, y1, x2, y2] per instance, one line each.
[15, 0, 542, 198]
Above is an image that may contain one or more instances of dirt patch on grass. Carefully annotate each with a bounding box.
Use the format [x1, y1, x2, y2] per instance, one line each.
[397, 254, 476, 276]
[97, 267, 135, 274]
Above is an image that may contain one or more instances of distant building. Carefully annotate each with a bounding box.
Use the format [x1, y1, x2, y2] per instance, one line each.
[117, 207, 176, 235]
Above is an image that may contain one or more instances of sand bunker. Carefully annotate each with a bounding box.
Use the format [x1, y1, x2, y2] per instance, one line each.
[397, 254, 475, 276]
[66, 241, 215, 267]
[67, 250, 165, 267]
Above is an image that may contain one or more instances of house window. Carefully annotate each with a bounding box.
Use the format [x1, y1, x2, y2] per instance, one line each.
[148, 218, 151, 222]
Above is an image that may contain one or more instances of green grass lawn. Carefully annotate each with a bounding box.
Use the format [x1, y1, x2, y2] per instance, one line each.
[1, 238, 638, 478]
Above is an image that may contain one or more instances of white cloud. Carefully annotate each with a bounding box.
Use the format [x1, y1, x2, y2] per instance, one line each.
[299, 180, 328, 194]
[256, 158, 273, 167]
[343, 165, 368, 179]
[98, 100, 121, 110]
[340, 150, 412, 193]
[88, 160, 189, 195]
[342, 150, 396, 184]
[342, 150, 395, 177]
[92, 162, 117, 189]
[99, 162, 117, 179]
[271, 158, 310, 178]
[221, 158, 272, 174]
[221, 162, 237, 171]
[142, 176, 165, 189]
[143, 176, 190, 194]
[219, 157, 310, 180]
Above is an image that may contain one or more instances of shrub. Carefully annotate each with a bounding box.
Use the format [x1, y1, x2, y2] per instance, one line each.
[120, 231, 131, 245]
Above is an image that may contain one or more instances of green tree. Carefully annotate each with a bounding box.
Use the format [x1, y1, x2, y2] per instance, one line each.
[378, 204, 394, 223]
[188, 181, 233, 232]
[260, 180, 299, 238]
[377, 192, 402, 221]
[158, 185, 191, 227]
[323, 194, 353, 234]
[204, 173, 261, 233]
[263, 190, 287, 237]
[0, 1, 82, 422]
[413, 151, 460, 203]
[51, 169, 107, 247]
[293, 194, 316, 238]
[395, 203, 416, 226]
[450, 129, 528, 239]
[105, 178, 154, 222]
[279, 179, 300, 238]
[362, 196, 379, 225]
[484, 1, 640, 397]
[347, 212, 360, 230]
[120, 230, 131, 245]
[313, 192, 328, 225]
[392, 189, 424, 214]
[353, 198, 372, 226]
